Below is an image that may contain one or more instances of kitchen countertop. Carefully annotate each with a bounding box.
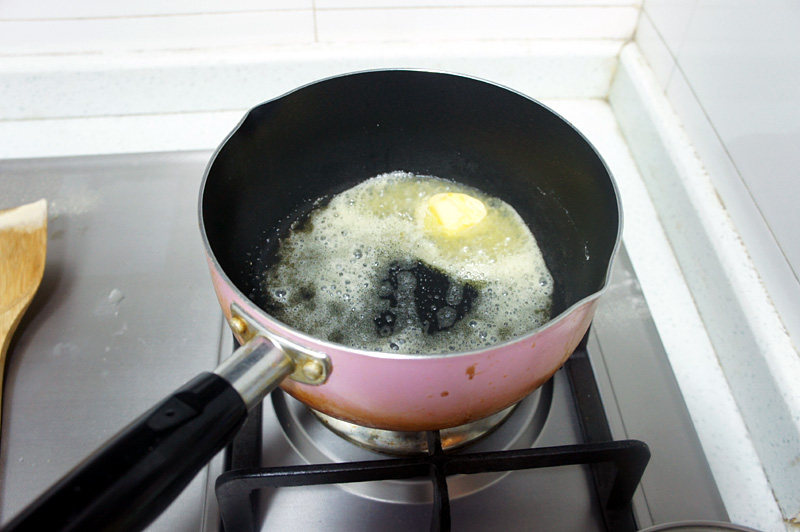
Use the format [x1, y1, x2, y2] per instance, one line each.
[0, 152, 225, 531]
[0, 41, 790, 531]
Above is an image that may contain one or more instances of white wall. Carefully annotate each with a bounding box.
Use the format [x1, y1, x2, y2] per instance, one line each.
[636, 0, 800, 357]
[0, 1, 638, 55]
[0, 1, 638, 158]
[634, 0, 800, 522]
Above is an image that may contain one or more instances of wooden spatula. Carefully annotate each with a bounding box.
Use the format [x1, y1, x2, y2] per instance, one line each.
[0, 199, 47, 429]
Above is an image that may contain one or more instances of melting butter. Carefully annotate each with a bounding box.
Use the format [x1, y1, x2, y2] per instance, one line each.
[262, 171, 554, 354]
[423, 192, 487, 234]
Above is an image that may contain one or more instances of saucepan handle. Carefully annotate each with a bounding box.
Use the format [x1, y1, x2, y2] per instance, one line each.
[3, 336, 293, 532]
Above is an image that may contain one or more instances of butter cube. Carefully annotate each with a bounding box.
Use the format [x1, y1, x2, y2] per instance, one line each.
[426, 192, 487, 234]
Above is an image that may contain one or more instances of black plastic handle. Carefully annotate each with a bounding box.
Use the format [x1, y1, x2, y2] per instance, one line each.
[3, 372, 247, 532]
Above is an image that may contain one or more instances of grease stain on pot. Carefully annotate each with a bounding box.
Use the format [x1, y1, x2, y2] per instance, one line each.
[466, 364, 476, 380]
[440, 391, 449, 397]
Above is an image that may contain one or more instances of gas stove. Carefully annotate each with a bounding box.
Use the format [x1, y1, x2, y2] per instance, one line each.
[205, 247, 726, 532]
[214, 347, 644, 531]
[0, 151, 727, 531]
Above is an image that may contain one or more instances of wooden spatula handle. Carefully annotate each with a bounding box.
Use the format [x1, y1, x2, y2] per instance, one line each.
[0, 301, 32, 423]
[0, 199, 47, 430]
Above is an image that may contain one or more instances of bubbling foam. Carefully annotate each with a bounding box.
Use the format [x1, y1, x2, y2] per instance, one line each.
[261, 171, 553, 354]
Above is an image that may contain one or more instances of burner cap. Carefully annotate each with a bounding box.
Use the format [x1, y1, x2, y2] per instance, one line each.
[272, 381, 553, 503]
[311, 404, 515, 455]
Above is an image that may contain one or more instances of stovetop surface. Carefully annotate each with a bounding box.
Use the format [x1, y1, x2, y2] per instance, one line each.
[240, 372, 604, 531]
[0, 151, 727, 531]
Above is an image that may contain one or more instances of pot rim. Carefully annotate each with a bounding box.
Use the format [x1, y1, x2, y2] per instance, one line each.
[638, 521, 762, 532]
[198, 68, 624, 361]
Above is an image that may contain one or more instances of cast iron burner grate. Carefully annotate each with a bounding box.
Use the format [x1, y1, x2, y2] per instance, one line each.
[215, 336, 650, 532]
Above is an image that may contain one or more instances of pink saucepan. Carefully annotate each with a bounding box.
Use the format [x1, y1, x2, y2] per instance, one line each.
[5, 70, 620, 531]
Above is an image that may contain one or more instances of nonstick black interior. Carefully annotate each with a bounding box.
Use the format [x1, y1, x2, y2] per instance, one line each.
[201, 70, 619, 324]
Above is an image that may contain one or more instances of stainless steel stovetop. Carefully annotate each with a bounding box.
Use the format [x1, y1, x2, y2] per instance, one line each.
[0, 151, 727, 531]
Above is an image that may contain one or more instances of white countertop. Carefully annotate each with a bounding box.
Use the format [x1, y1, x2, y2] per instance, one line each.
[0, 40, 793, 531]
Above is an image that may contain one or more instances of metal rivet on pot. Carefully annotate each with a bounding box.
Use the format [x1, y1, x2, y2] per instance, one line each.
[302, 360, 324, 382]
[230, 316, 248, 336]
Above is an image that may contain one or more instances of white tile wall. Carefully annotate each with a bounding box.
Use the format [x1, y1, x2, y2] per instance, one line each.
[0, 40, 620, 133]
[634, 12, 673, 88]
[663, 67, 800, 351]
[637, 0, 800, 522]
[637, 1, 800, 353]
[675, 1, 800, 276]
[0, 0, 310, 19]
[640, 0, 695, 53]
[0, 1, 636, 123]
[0, 2, 638, 57]
[610, 48, 790, 531]
[316, 0, 640, 6]
[0, 11, 316, 54]
[0, 0, 642, 17]
[315, 6, 638, 42]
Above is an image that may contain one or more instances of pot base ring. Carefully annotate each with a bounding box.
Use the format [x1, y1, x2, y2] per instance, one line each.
[310, 405, 518, 455]
[272, 379, 553, 503]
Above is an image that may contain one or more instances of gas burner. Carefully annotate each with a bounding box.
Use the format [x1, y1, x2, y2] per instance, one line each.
[310, 405, 516, 455]
[308, 394, 536, 455]
[272, 381, 552, 503]
[213, 248, 727, 532]
[217, 363, 650, 532]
